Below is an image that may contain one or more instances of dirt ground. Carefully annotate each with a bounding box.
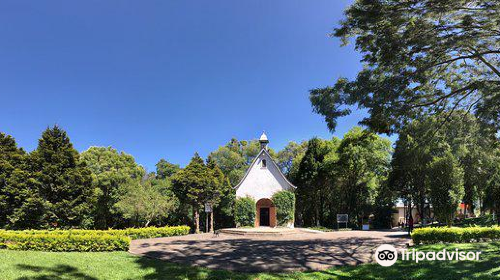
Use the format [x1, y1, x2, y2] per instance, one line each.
[129, 229, 410, 272]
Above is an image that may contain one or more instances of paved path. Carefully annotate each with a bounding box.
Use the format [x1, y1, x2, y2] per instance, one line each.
[129, 230, 410, 272]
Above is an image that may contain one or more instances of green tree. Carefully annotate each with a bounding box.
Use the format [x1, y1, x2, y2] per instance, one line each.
[0, 132, 28, 227]
[116, 173, 177, 227]
[334, 127, 392, 226]
[171, 153, 212, 233]
[390, 112, 498, 220]
[209, 138, 276, 186]
[30, 126, 93, 228]
[155, 159, 180, 179]
[276, 141, 308, 176]
[206, 157, 232, 231]
[80, 146, 146, 229]
[427, 151, 465, 227]
[310, 0, 500, 134]
[294, 138, 333, 227]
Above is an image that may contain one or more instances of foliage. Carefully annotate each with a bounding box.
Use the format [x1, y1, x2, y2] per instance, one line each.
[276, 141, 308, 176]
[0, 232, 130, 252]
[116, 174, 178, 227]
[293, 128, 391, 228]
[234, 196, 255, 227]
[3, 225, 190, 240]
[456, 215, 496, 227]
[334, 127, 392, 225]
[412, 226, 500, 244]
[0, 133, 28, 227]
[311, 0, 500, 134]
[80, 146, 146, 229]
[390, 113, 498, 224]
[208, 138, 276, 186]
[27, 126, 94, 229]
[172, 153, 216, 233]
[155, 159, 180, 179]
[293, 137, 336, 227]
[427, 152, 465, 226]
[271, 191, 295, 226]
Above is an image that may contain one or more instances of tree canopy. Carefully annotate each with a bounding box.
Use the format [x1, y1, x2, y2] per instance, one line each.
[80, 146, 146, 228]
[311, 0, 500, 134]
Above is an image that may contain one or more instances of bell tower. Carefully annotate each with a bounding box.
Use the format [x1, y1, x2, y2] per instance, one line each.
[259, 132, 269, 150]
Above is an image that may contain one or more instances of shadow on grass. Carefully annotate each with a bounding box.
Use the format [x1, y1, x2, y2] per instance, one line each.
[15, 264, 98, 280]
[128, 256, 255, 280]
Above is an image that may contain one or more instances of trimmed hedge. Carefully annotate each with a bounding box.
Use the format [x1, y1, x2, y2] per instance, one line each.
[0, 232, 129, 252]
[272, 190, 295, 226]
[5, 225, 190, 240]
[412, 226, 500, 244]
[0, 225, 190, 252]
[235, 196, 256, 227]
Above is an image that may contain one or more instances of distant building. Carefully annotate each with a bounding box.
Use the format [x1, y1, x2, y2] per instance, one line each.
[235, 132, 296, 227]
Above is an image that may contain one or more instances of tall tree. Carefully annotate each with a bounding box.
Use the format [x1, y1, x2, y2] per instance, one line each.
[0, 133, 27, 227]
[171, 153, 212, 233]
[80, 146, 146, 229]
[30, 126, 93, 228]
[310, 0, 500, 134]
[334, 127, 392, 225]
[206, 157, 231, 232]
[294, 138, 333, 227]
[427, 151, 465, 227]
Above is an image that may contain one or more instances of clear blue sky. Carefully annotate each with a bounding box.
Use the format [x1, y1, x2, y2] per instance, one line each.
[0, 0, 379, 171]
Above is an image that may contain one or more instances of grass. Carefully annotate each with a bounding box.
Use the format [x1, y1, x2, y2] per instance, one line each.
[1, 242, 499, 279]
[456, 215, 496, 227]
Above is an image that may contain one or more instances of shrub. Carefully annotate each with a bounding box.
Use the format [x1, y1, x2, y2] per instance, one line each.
[0, 232, 130, 252]
[0, 225, 190, 252]
[412, 226, 500, 244]
[5, 225, 190, 240]
[234, 196, 255, 227]
[271, 190, 295, 226]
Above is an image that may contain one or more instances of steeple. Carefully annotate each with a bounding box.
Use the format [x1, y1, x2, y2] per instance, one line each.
[259, 132, 269, 150]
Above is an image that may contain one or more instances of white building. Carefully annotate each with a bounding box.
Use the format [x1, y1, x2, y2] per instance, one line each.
[235, 132, 296, 227]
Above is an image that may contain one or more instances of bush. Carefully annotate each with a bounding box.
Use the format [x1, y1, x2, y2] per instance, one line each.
[0, 225, 190, 252]
[412, 226, 500, 244]
[234, 196, 255, 227]
[271, 191, 295, 226]
[0, 232, 130, 252]
[5, 225, 190, 240]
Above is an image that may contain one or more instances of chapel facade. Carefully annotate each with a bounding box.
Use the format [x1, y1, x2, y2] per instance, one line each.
[234, 133, 296, 227]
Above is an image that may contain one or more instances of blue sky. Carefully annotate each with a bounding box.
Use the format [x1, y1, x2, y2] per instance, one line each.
[0, 0, 380, 171]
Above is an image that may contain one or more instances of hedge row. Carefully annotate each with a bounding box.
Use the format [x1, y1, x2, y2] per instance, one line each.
[5, 225, 191, 240]
[412, 226, 500, 244]
[0, 225, 190, 252]
[0, 232, 130, 252]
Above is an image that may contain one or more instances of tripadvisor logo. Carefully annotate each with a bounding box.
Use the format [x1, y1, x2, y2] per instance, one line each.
[374, 244, 482, 266]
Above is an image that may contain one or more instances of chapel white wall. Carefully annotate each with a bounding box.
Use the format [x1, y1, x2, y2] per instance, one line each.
[235, 152, 291, 201]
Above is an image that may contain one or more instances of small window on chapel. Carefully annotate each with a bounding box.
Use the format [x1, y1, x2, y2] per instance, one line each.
[261, 159, 267, 168]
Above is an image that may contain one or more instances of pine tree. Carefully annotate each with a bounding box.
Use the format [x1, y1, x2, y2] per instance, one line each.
[0, 132, 27, 227]
[30, 126, 93, 228]
[172, 153, 211, 233]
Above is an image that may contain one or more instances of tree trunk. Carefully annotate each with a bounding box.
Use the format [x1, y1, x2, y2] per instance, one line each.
[194, 207, 200, 234]
[210, 211, 214, 233]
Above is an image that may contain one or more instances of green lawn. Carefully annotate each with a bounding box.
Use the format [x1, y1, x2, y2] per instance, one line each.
[1, 242, 499, 280]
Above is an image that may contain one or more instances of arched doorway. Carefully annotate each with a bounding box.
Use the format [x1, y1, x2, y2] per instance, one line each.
[255, 198, 277, 227]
